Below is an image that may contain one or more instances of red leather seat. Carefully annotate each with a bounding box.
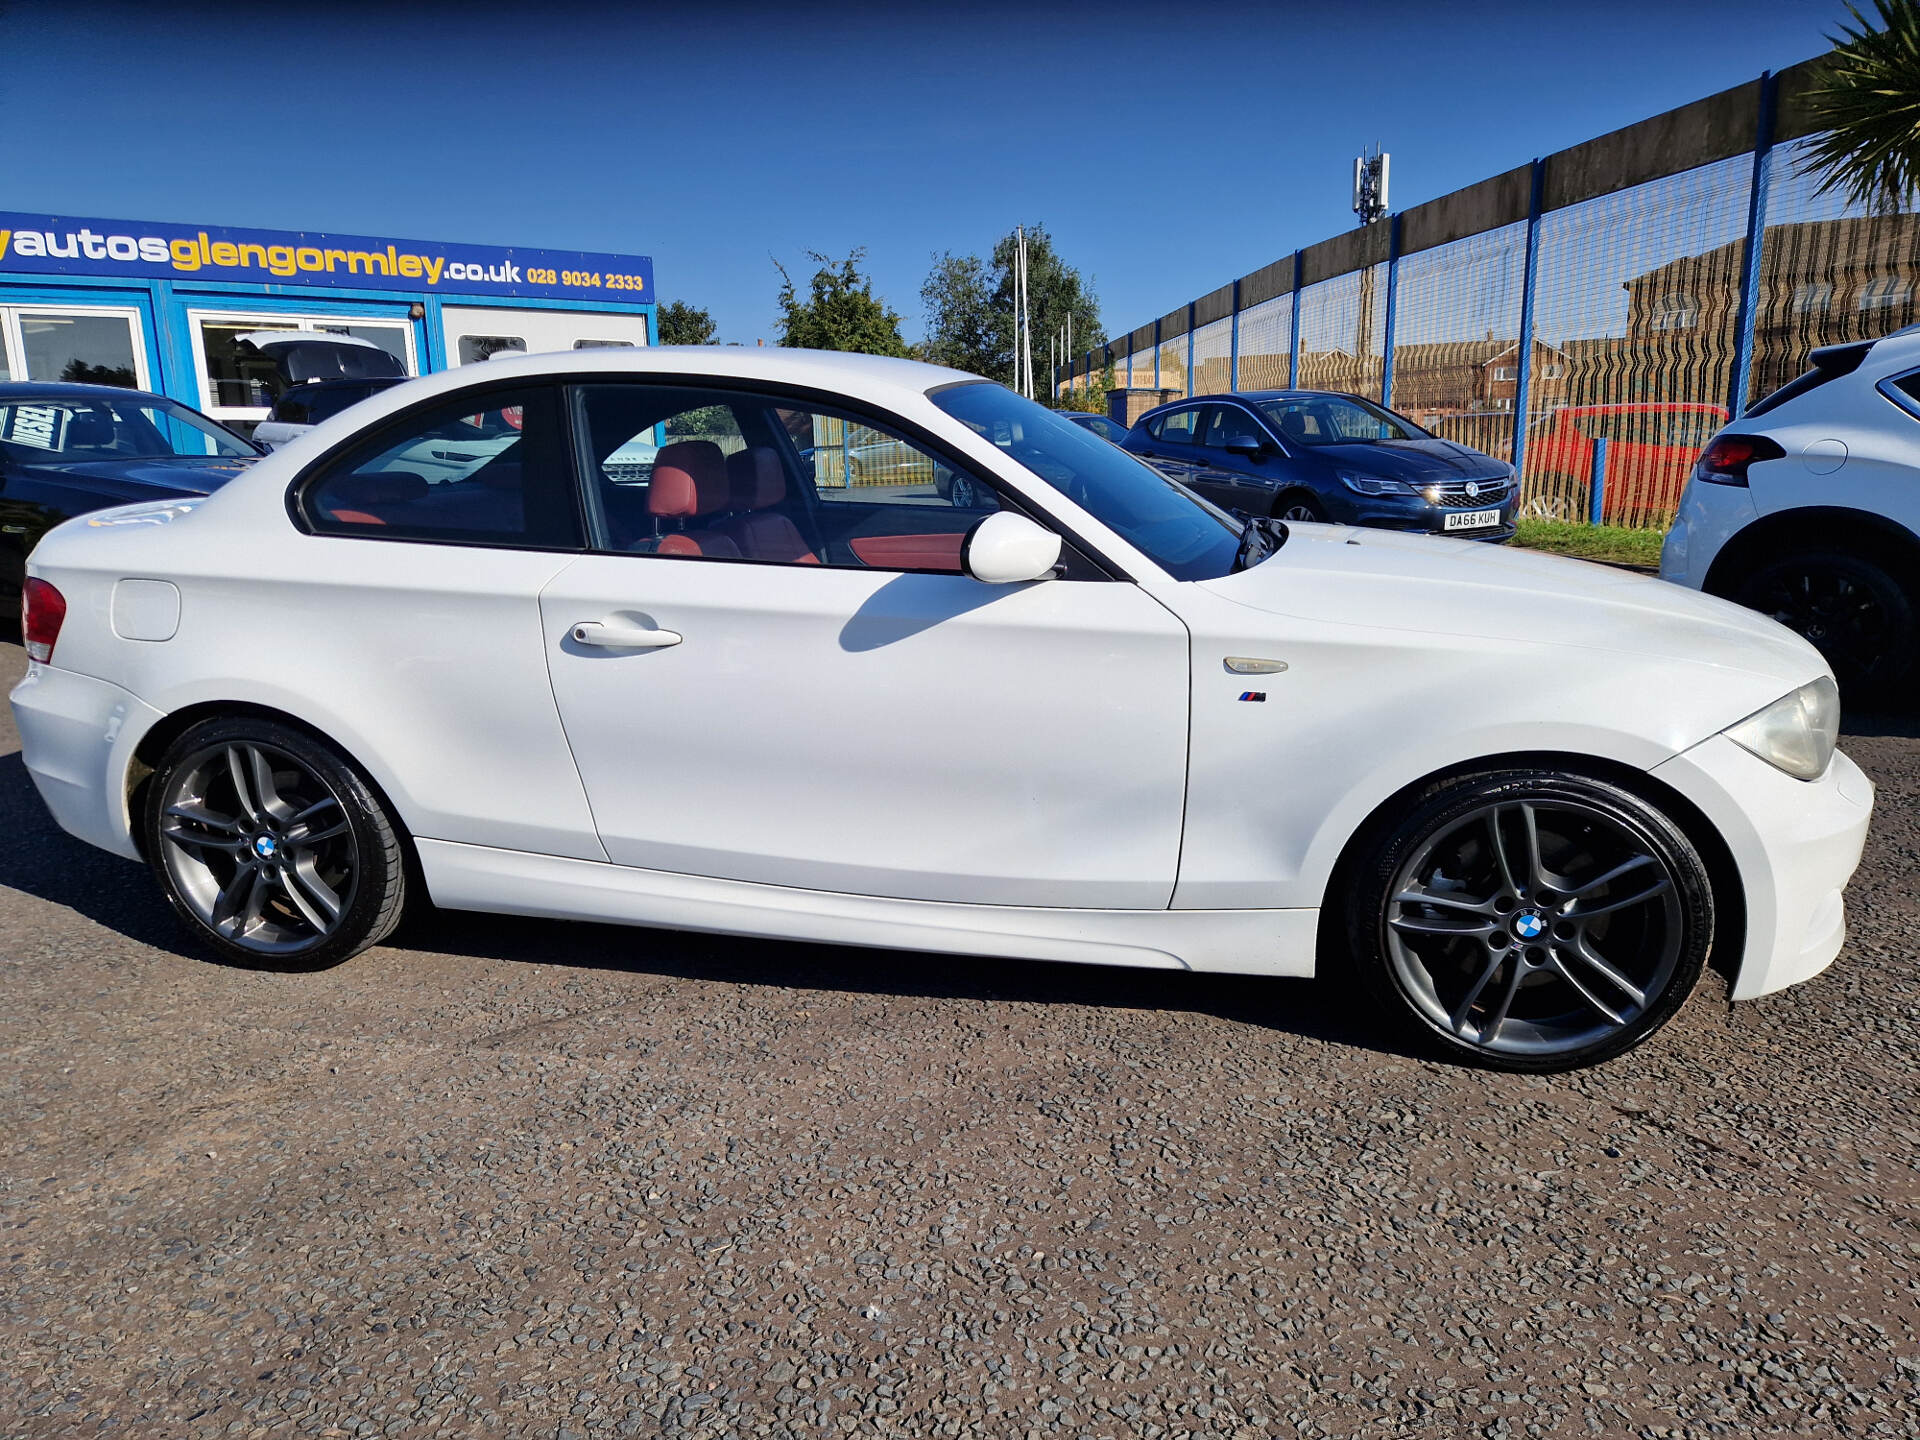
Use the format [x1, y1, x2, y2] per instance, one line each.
[648, 440, 740, 558]
[716, 447, 818, 564]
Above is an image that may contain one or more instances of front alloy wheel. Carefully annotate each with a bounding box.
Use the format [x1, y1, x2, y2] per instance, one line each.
[146, 717, 407, 968]
[1348, 770, 1712, 1070]
[949, 474, 979, 508]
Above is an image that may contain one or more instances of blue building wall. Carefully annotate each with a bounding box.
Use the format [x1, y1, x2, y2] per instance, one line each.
[0, 211, 655, 414]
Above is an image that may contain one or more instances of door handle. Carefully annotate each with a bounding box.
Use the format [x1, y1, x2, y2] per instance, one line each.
[570, 619, 682, 650]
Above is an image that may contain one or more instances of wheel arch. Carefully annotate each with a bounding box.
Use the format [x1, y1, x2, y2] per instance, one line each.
[1701, 505, 1920, 597]
[1269, 485, 1324, 518]
[126, 699, 420, 874]
[1313, 748, 1746, 995]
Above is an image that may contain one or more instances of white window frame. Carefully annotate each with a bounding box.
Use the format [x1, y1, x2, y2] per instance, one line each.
[0, 304, 151, 389]
[186, 308, 417, 425]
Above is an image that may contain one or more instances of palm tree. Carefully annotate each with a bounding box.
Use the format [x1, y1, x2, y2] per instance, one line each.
[1804, 1, 1920, 213]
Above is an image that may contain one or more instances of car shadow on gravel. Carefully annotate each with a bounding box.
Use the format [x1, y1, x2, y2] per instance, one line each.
[0, 753, 200, 958]
[0, 740, 1419, 1062]
[396, 903, 1426, 1063]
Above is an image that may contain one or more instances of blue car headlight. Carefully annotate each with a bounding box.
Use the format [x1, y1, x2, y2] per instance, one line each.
[1338, 471, 1416, 497]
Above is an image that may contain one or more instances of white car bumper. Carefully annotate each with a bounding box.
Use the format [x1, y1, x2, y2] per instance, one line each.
[1651, 733, 1873, 1000]
[9, 663, 163, 863]
[1661, 479, 1758, 590]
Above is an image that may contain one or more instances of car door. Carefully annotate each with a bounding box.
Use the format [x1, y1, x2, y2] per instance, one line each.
[538, 380, 1193, 908]
[1188, 403, 1280, 513]
[1133, 406, 1209, 490]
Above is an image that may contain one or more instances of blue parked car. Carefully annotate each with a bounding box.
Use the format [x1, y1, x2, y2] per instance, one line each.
[1059, 411, 1130, 445]
[1121, 390, 1517, 540]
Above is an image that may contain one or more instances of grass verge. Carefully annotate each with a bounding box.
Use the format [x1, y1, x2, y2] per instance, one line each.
[1512, 518, 1664, 568]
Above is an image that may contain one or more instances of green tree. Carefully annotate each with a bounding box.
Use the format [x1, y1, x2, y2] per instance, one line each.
[989, 224, 1104, 393]
[919, 252, 998, 376]
[657, 299, 717, 346]
[1805, 1, 1920, 212]
[774, 249, 909, 356]
[918, 226, 1105, 390]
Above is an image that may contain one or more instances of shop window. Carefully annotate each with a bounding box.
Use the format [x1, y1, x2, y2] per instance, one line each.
[194, 315, 412, 421]
[17, 311, 141, 388]
[458, 335, 527, 364]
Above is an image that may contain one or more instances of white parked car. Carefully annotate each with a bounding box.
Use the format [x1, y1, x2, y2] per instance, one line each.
[1663, 328, 1920, 700]
[10, 349, 1872, 1071]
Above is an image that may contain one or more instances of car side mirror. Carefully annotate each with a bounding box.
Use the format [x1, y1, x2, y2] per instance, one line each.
[1225, 435, 1266, 457]
[962, 511, 1062, 584]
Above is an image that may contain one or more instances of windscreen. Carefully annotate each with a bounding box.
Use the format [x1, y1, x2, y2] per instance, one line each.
[0, 396, 258, 462]
[930, 382, 1240, 581]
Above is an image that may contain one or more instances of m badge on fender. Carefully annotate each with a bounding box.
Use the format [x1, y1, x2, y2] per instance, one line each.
[1238, 691, 1267, 702]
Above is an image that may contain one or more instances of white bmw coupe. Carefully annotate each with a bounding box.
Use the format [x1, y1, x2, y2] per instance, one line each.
[10, 349, 1873, 1070]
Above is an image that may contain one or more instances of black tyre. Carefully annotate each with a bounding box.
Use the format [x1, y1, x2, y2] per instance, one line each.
[949, 473, 979, 508]
[1273, 490, 1327, 523]
[144, 716, 407, 970]
[1344, 768, 1712, 1072]
[1733, 547, 1916, 703]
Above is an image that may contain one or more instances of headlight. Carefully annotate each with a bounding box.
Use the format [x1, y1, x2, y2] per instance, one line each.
[1339, 471, 1415, 496]
[1723, 676, 1840, 780]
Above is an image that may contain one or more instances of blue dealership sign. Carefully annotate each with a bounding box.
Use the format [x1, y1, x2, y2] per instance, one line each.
[0, 211, 651, 303]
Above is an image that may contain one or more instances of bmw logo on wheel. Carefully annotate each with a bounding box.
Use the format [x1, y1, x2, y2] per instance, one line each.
[1513, 912, 1545, 939]
[253, 835, 278, 861]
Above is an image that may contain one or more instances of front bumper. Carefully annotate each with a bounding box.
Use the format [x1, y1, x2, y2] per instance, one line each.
[9, 663, 162, 863]
[1336, 494, 1517, 542]
[1651, 732, 1873, 1000]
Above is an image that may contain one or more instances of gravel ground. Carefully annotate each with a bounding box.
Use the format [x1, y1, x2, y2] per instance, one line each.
[1, 639, 1915, 1439]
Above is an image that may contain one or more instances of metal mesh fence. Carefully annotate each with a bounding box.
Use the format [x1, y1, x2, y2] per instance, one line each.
[1296, 264, 1385, 400]
[1081, 71, 1920, 532]
[1191, 315, 1233, 396]
[1749, 133, 1920, 406]
[1158, 333, 1188, 396]
[1389, 221, 1527, 466]
[1521, 154, 1752, 525]
[1236, 294, 1293, 390]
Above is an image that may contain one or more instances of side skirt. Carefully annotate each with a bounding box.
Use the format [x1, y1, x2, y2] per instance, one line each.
[416, 838, 1319, 977]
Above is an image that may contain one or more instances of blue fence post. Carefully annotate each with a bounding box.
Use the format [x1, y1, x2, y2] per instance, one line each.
[1589, 437, 1609, 525]
[1381, 213, 1402, 407]
[1287, 250, 1303, 389]
[1153, 318, 1162, 389]
[1186, 302, 1196, 397]
[1509, 157, 1547, 488]
[1229, 279, 1241, 391]
[1729, 71, 1779, 419]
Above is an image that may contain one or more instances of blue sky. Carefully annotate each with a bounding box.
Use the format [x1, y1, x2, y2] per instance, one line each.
[10, 1, 1835, 350]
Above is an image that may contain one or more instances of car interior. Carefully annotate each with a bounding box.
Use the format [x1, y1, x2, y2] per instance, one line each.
[307, 384, 1007, 573]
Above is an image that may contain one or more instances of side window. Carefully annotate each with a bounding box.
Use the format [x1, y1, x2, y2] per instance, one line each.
[274, 389, 315, 426]
[302, 386, 579, 547]
[1155, 408, 1200, 445]
[1202, 406, 1261, 448]
[573, 384, 1009, 574]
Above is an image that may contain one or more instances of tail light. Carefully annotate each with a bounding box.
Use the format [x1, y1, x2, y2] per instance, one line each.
[22, 578, 67, 664]
[1693, 433, 1785, 487]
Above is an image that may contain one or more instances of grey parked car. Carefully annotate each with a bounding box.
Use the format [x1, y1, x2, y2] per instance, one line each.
[1121, 390, 1517, 541]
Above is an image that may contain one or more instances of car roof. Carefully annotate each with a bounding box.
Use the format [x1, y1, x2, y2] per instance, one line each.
[1134, 389, 1360, 421]
[238, 330, 386, 350]
[0, 380, 173, 405]
[334, 346, 983, 416]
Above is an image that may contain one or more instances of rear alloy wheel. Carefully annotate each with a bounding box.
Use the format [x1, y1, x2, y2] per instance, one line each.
[1347, 770, 1712, 1071]
[1734, 548, 1915, 703]
[145, 717, 406, 969]
[1274, 492, 1326, 523]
